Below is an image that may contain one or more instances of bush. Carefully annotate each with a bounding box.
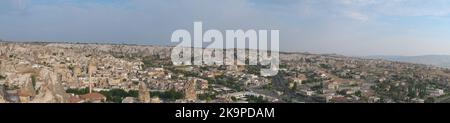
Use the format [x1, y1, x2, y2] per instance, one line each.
[66, 88, 138, 103]
[66, 88, 90, 95]
[246, 95, 269, 103]
[198, 93, 216, 101]
[100, 89, 138, 103]
[151, 89, 184, 101]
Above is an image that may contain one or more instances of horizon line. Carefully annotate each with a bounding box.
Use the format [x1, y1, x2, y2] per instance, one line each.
[2, 40, 449, 57]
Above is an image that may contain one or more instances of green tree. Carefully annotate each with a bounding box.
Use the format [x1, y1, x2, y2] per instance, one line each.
[66, 88, 90, 95]
[68, 64, 75, 71]
[247, 95, 269, 103]
[355, 90, 362, 97]
[425, 97, 435, 103]
[0, 75, 6, 80]
[151, 89, 184, 101]
[231, 96, 237, 102]
[31, 75, 37, 88]
[291, 82, 298, 91]
[100, 89, 133, 103]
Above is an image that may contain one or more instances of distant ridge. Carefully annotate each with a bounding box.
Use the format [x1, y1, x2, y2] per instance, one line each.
[366, 55, 450, 68]
[0, 40, 173, 47]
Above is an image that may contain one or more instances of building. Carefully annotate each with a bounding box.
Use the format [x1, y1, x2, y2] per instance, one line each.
[197, 79, 208, 90]
[368, 96, 380, 103]
[411, 98, 425, 103]
[122, 97, 139, 103]
[79, 92, 106, 103]
[325, 81, 339, 90]
[68, 95, 84, 103]
[151, 97, 161, 103]
[88, 57, 97, 93]
[428, 89, 444, 97]
[297, 90, 314, 96]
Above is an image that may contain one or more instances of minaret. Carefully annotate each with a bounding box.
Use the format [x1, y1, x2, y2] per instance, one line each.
[88, 56, 96, 94]
[89, 71, 92, 94]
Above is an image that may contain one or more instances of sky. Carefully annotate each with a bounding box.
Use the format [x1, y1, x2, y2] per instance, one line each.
[1, 0, 450, 56]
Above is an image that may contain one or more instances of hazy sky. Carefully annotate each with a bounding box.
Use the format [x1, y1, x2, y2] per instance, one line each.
[1, 0, 450, 56]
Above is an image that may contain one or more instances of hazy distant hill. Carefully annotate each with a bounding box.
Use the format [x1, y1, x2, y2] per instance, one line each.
[367, 55, 450, 68]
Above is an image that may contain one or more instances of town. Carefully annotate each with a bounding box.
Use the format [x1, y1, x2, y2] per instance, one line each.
[0, 41, 450, 103]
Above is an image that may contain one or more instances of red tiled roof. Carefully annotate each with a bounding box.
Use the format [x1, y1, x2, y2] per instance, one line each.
[80, 93, 106, 100]
[69, 96, 83, 103]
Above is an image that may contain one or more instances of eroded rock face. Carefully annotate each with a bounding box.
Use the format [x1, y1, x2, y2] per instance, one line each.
[0, 85, 6, 103]
[30, 69, 69, 103]
[21, 77, 36, 97]
[138, 82, 150, 103]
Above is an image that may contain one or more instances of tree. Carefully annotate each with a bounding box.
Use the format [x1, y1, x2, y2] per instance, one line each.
[291, 82, 298, 91]
[262, 82, 273, 90]
[425, 97, 435, 103]
[231, 96, 237, 102]
[99, 89, 139, 103]
[31, 75, 37, 89]
[66, 88, 90, 95]
[355, 90, 362, 97]
[68, 64, 75, 71]
[151, 89, 184, 101]
[132, 81, 139, 85]
[247, 95, 269, 103]
[0, 75, 5, 80]
[319, 64, 331, 69]
[198, 93, 216, 101]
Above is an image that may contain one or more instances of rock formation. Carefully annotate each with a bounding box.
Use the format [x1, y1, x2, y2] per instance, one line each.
[138, 82, 151, 103]
[30, 69, 69, 103]
[184, 78, 197, 101]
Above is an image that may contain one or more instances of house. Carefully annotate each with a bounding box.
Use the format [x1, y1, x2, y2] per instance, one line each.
[122, 97, 138, 103]
[297, 90, 314, 96]
[151, 97, 161, 103]
[288, 74, 306, 86]
[320, 73, 326, 78]
[329, 96, 351, 103]
[69, 95, 84, 103]
[324, 81, 339, 90]
[428, 89, 444, 97]
[368, 96, 380, 103]
[352, 75, 361, 79]
[411, 98, 425, 103]
[79, 93, 106, 103]
[197, 79, 209, 90]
